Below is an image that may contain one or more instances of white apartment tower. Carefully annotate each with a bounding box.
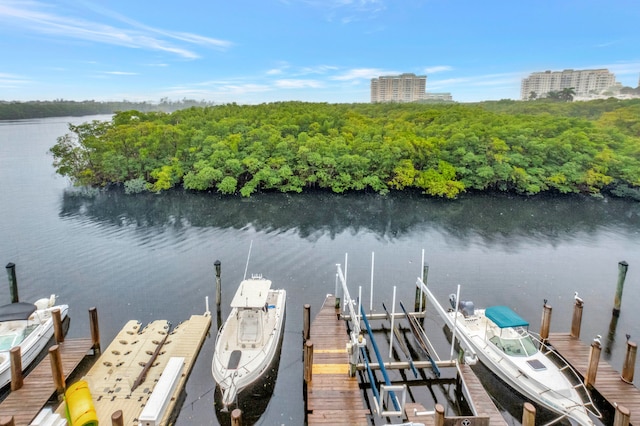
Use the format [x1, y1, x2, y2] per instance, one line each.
[371, 73, 427, 103]
[521, 69, 618, 100]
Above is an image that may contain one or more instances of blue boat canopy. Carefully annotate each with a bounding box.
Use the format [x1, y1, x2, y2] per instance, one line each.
[485, 306, 529, 328]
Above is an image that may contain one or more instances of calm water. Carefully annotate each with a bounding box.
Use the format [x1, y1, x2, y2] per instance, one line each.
[1, 116, 640, 425]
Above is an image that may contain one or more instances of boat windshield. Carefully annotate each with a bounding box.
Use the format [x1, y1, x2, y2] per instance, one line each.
[489, 327, 538, 357]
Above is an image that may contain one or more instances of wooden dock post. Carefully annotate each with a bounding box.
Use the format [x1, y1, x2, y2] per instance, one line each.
[53, 308, 64, 343]
[9, 347, 23, 391]
[434, 404, 445, 426]
[415, 263, 428, 312]
[89, 307, 101, 355]
[214, 260, 222, 309]
[231, 408, 243, 426]
[522, 402, 536, 426]
[303, 304, 310, 342]
[303, 341, 313, 383]
[614, 404, 631, 426]
[613, 261, 629, 317]
[622, 337, 637, 384]
[570, 298, 583, 339]
[540, 301, 552, 342]
[111, 410, 124, 426]
[585, 339, 602, 388]
[0, 416, 15, 426]
[5, 262, 18, 303]
[49, 344, 65, 400]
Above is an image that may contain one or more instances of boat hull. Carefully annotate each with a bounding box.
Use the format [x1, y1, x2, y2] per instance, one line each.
[212, 285, 286, 409]
[0, 303, 69, 389]
[446, 309, 595, 425]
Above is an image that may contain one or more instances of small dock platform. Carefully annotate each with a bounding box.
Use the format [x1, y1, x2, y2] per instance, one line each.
[305, 295, 370, 425]
[56, 313, 211, 425]
[0, 337, 94, 425]
[549, 332, 640, 424]
[458, 363, 507, 425]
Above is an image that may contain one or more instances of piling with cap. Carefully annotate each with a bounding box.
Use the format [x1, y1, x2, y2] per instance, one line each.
[613, 261, 629, 317]
[303, 340, 314, 383]
[613, 404, 630, 426]
[53, 308, 64, 343]
[540, 300, 552, 342]
[0, 417, 15, 426]
[585, 339, 602, 388]
[570, 298, 583, 339]
[522, 402, 536, 426]
[621, 336, 637, 384]
[49, 344, 65, 400]
[231, 409, 243, 426]
[111, 410, 124, 426]
[10, 347, 23, 391]
[434, 404, 445, 426]
[5, 263, 18, 303]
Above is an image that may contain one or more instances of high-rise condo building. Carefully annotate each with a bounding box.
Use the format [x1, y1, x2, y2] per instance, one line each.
[521, 69, 618, 100]
[371, 73, 427, 103]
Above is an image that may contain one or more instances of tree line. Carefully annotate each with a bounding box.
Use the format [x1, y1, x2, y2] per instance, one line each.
[0, 99, 214, 120]
[49, 100, 640, 199]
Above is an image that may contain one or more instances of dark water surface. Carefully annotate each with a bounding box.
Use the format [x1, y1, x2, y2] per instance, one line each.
[1, 116, 640, 425]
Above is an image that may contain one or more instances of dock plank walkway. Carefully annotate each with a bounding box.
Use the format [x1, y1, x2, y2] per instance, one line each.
[549, 332, 640, 424]
[459, 363, 507, 425]
[306, 295, 370, 425]
[0, 337, 94, 426]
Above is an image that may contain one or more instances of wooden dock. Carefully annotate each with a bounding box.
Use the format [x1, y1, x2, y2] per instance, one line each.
[0, 337, 94, 425]
[305, 295, 370, 425]
[55, 313, 211, 425]
[458, 363, 507, 425]
[549, 332, 640, 424]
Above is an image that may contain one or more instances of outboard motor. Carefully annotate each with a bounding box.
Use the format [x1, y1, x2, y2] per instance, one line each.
[449, 293, 475, 317]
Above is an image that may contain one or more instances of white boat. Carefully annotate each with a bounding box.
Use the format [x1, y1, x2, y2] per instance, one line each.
[446, 296, 600, 425]
[211, 275, 286, 410]
[0, 295, 69, 389]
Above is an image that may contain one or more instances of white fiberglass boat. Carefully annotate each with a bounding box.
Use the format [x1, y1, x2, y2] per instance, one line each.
[211, 275, 286, 410]
[0, 295, 69, 389]
[446, 296, 600, 425]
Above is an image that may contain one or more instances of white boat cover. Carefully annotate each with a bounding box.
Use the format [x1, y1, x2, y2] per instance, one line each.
[230, 279, 272, 308]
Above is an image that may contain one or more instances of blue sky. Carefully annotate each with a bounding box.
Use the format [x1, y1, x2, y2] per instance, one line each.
[1, 0, 639, 104]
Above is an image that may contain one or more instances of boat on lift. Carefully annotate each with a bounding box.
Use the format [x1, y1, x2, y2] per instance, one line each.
[0, 295, 69, 389]
[446, 294, 600, 425]
[211, 275, 286, 411]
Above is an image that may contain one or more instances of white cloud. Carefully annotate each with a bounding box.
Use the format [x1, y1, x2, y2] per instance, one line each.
[0, 1, 232, 59]
[424, 65, 453, 74]
[275, 79, 323, 89]
[103, 71, 138, 75]
[331, 68, 391, 81]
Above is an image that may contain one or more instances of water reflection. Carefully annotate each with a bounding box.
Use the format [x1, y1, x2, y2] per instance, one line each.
[60, 189, 640, 245]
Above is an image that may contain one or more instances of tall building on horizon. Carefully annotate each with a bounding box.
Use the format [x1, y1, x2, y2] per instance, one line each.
[521, 69, 619, 100]
[371, 73, 427, 103]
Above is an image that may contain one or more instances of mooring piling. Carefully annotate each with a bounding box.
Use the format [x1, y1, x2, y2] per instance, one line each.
[614, 404, 631, 426]
[570, 297, 583, 339]
[5, 262, 18, 303]
[214, 259, 222, 309]
[49, 345, 65, 401]
[89, 307, 101, 355]
[522, 402, 536, 426]
[415, 263, 428, 312]
[621, 336, 637, 384]
[585, 339, 602, 388]
[613, 260, 629, 317]
[111, 410, 124, 426]
[10, 347, 23, 391]
[539, 301, 552, 342]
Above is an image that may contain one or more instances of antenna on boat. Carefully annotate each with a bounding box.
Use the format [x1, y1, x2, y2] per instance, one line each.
[243, 240, 253, 280]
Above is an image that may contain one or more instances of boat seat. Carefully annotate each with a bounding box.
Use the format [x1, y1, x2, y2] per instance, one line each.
[238, 312, 260, 343]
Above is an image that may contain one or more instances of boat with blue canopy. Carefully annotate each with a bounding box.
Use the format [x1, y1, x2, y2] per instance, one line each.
[445, 296, 601, 426]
